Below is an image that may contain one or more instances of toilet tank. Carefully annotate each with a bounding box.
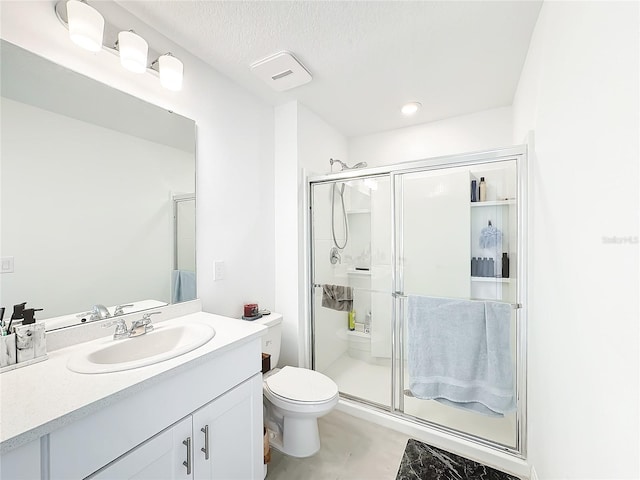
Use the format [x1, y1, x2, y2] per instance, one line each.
[253, 313, 283, 368]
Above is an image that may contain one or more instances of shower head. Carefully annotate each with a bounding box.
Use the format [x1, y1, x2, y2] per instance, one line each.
[329, 158, 368, 171]
[329, 158, 348, 171]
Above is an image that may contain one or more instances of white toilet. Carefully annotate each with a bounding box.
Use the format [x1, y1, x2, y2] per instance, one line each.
[255, 313, 339, 458]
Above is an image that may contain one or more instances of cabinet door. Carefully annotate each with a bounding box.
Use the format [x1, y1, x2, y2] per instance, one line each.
[0, 438, 41, 480]
[192, 374, 263, 480]
[89, 416, 193, 480]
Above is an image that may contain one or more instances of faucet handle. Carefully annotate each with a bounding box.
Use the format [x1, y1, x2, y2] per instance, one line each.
[141, 311, 161, 323]
[139, 311, 161, 332]
[113, 304, 134, 316]
[102, 318, 129, 339]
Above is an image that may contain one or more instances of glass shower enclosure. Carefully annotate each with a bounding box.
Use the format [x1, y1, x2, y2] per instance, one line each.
[308, 146, 527, 455]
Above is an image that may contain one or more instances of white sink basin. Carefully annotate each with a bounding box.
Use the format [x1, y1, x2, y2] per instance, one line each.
[67, 322, 215, 374]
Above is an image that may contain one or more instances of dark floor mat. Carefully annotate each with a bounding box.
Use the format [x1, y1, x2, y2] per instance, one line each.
[396, 438, 521, 480]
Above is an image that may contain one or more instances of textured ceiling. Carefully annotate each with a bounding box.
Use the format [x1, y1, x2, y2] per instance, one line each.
[116, 1, 542, 137]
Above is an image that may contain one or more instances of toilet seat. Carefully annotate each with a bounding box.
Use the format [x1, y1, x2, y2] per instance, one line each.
[264, 366, 338, 403]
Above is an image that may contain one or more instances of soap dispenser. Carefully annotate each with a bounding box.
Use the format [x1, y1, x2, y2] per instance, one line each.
[14, 307, 46, 362]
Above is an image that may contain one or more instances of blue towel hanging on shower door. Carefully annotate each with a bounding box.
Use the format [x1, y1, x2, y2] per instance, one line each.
[407, 295, 515, 417]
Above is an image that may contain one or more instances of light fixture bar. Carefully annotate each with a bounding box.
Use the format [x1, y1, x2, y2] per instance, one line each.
[54, 1, 184, 91]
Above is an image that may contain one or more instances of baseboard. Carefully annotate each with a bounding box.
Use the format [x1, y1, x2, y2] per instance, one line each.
[530, 465, 539, 480]
[336, 399, 531, 478]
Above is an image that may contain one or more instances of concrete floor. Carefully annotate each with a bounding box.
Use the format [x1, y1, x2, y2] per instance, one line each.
[266, 410, 410, 480]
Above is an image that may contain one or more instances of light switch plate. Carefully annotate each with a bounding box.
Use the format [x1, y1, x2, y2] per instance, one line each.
[1, 256, 14, 273]
[214, 261, 224, 281]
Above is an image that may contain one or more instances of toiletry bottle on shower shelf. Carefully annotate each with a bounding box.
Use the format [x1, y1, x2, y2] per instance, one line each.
[479, 177, 487, 202]
[502, 252, 510, 278]
[348, 310, 356, 331]
[471, 257, 478, 276]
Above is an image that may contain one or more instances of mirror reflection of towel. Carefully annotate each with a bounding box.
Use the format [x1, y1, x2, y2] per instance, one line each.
[321, 284, 353, 311]
[172, 270, 196, 303]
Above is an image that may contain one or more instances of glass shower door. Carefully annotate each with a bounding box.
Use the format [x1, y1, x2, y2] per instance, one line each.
[395, 159, 519, 449]
[310, 175, 394, 409]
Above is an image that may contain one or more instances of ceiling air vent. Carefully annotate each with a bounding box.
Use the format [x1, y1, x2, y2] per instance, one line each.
[250, 51, 312, 92]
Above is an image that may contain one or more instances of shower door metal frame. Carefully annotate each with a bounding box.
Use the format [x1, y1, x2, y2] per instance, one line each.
[307, 145, 528, 459]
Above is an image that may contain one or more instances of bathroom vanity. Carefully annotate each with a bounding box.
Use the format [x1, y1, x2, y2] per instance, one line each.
[0, 308, 266, 479]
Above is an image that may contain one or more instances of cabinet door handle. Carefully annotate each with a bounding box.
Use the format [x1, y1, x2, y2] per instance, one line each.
[182, 437, 192, 475]
[201, 425, 210, 460]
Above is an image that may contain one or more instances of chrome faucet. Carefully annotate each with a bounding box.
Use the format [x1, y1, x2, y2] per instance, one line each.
[129, 312, 160, 337]
[102, 312, 160, 340]
[77, 304, 112, 322]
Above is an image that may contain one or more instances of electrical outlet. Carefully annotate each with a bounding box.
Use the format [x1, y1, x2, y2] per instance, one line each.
[1, 256, 14, 274]
[214, 261, 224, 281]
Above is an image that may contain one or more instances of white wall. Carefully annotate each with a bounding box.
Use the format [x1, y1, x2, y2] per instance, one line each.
[349, 106, 513, 166]
[274, 101, 348, 367]
[1, 98, 192, 317]
[513, 2, 639, 478]
[0, 1, 275, 319]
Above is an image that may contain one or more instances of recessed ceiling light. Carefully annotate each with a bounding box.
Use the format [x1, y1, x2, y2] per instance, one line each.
[401, 102, 422, 116]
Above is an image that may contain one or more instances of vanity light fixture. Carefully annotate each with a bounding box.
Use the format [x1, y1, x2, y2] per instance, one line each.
[156, 53, 184, 91]
[66, 0, 104, 52]
[401, 102, 422, 116]
[55, 0, 184, 91]
[117, 31, 148, 74]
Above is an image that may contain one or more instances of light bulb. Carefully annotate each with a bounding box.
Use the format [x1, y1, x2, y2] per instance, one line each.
[118, 31, 148, 74]
[159, 54, 183, 91]
[67, 0, 104, 52]
[401, 102, 422, 116]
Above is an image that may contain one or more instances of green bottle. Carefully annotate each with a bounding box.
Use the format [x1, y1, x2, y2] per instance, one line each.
[348, 310, 356, 331]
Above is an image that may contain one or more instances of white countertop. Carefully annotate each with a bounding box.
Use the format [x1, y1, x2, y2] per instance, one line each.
[0, 311, 265, 454]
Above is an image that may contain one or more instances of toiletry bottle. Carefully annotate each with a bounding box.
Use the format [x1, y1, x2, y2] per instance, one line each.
[471, 257, 478, 276]
[481, 257, 488, 277]
[364, 311, 371, 334]
[479, 177, 487, 202]
[502, 252, 510, 278]
[348, 310, 356, 331]
[487, 258, 495, 277]
[471, 180, 477, 202]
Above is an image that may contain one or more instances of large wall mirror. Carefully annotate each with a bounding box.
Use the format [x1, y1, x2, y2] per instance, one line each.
[0, 40, 196, 331]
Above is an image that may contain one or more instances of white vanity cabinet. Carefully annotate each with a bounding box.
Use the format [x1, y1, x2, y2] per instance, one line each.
[89, 375, 262, 480]
[90, 416, 193, 479]
[48, 335, 264, 480]
[192, 376, 262, 479]
[0, 438, 41, 480]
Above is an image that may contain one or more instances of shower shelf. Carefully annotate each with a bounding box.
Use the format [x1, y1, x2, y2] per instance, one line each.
[471, 276, 511, 283]
[347, 268, 371, 277]
[346, 209, 370, 214]
[470, 199, 515, 207]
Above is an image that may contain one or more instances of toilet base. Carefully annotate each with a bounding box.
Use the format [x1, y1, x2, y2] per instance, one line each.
[266, 415, 321, 458]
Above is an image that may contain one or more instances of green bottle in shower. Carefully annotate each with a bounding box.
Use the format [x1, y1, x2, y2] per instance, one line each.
[348, 310, 356, 331]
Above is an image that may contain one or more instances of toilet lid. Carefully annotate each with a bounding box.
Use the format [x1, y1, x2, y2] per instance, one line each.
[265, 366, 338, 402]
